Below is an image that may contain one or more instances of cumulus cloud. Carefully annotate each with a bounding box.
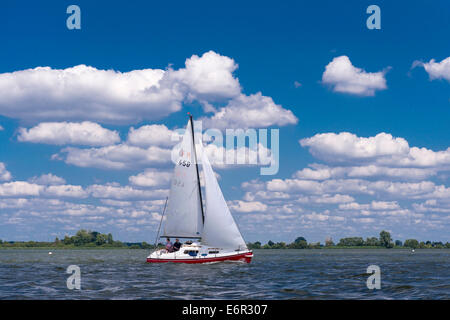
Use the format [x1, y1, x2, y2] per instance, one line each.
[0, 163, 12, 181]
[127, 124, 180, 148]
[300, 132, 409, 162]
[168, 51, 241, 101]
[299, 132, 450, 171]
[86, 184, 168, 200]
[322, 56, 388, 96]
[18, 122, 120, 146]
[54, 144, 171, 170]
[201, 141, 275, 170]
[29, 173, 66, 185]
[229, 200, 268, 213]
[294, 164, 437, 181]
[129, 169, 172, 187]
[413, 57, 450, 82]
[202, 93, 298, 129]
[44, 185, 89, 198]
[339, 201, 399, 211]
[0, 181, 43, 197]
[0, 51, 242, 124]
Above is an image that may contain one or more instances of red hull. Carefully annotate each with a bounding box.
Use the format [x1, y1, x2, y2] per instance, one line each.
[147, 252, 253, 264]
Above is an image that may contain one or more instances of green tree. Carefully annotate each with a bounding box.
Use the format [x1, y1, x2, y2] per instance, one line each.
[379, 230, 393, 248]
[247, 241, 261, 249]
[338, 237, 364, 246]
[308, 242, 321, 249]
[325, 238, 334, 247]
[288, 239, 308, 249]
[63, 235, 73, 245]
[141, 241, 152, 249]
[404, 239, 419, 249]
[365, 237, 380, 246]
[432, 242, 444, 249]
[394, 240, 403, 247]
[107, 233, 114, 244]
[95, 233, 108, 245]
[267, 240, 274, 247]
[272, 242, 286, 249]
[74, 229, 93, 246]
[294, 236, 307, 243]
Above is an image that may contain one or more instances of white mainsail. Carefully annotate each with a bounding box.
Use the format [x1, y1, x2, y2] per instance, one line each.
[200, 144, 248, 250]
[162, 119, 203, 238]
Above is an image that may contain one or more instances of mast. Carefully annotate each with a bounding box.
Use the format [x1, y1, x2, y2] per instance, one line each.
[189, 114, 205, 224]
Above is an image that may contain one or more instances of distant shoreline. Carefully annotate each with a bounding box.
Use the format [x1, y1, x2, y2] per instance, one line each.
[2, 229, 448, 250]
[1, 246, 449, 250]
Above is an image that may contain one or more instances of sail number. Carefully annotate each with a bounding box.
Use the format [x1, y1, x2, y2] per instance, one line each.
[178, 159, 191, 167]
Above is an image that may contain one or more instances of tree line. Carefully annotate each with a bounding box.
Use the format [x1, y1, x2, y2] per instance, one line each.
[1, 229, 449, 249]
[246, 231, 450, 249]
[0, 229, 155, 249]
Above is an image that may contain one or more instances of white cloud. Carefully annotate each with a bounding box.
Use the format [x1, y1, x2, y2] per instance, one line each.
[18, 121, 120, 146]
[86, 184, 168, 200]
[322, 56, 388, 96]
[0, 51, 242, 124]
[294, 164, 437, 181]
[300, 132, 409, 162]
[0, 163, 12, 181]
[55, 144, 171, 170]
[415, 57, 450, 82]
[229, 200, 268, 213]
[127, 124, 180, 148]
[168, 51, 241, 101]
[312, 194, 355, 204]
[30, 173, 66, 185]
[300, 132, 450, 171]
[265, 176, 445, 200]
[202, 142, 275, 168]
[370, 201, 400, 210]
[339, 201, 399, 211]
[202, 93, 298, 129]
[0, 181, 43, 197]
[129, 169, 172, 187]
[0, 51, 296, 131]
[44, 185, 88, 198]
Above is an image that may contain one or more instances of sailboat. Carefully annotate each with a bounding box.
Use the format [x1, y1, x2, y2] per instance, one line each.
[146, 115, 253, 264]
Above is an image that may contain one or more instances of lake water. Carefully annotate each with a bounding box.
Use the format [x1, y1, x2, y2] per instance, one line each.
[0, 249, 448, 299]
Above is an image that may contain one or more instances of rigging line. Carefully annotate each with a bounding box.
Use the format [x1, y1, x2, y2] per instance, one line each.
[153, 196, 168, 249]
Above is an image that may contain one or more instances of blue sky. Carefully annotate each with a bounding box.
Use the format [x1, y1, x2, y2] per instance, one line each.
[0, 0, 449, 243]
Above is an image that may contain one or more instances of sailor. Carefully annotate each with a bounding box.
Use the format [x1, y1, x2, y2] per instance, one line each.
[173, 238, 182, 252]
[165, 238, 173, 252]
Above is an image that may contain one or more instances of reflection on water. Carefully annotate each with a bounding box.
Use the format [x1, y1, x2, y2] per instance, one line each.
[0, 249, 448, 299]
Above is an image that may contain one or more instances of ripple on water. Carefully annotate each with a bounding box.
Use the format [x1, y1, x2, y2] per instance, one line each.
[0, 249, 449, 299]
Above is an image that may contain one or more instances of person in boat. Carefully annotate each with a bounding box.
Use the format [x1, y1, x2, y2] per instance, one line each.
[173, 238, 182, 252]
[165, 238, 173, 252]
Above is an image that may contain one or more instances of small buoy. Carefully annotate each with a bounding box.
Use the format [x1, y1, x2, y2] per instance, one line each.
[411, 249, 415, 253]
[48, 252, 53, 255]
